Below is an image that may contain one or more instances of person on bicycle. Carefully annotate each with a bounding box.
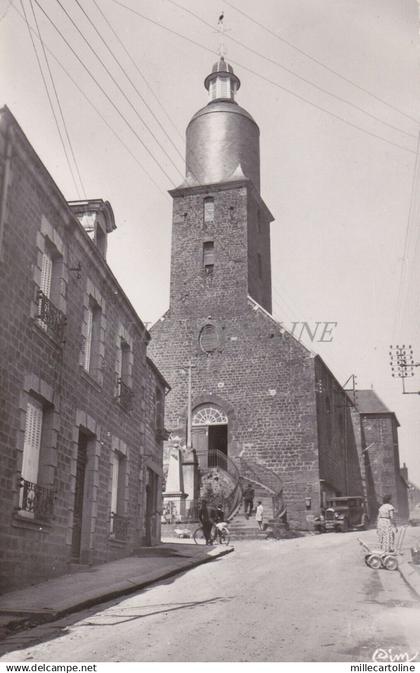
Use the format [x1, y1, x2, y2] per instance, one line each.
[198, 499, 213, 545]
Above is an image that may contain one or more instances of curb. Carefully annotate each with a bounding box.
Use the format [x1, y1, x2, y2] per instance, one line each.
[0, 546, 234, 639]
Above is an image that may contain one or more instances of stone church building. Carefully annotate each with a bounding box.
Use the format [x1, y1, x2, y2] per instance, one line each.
[149, 57, 363, 529]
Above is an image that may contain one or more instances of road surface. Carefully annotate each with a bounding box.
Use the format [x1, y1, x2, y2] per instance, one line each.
[1, 531, 419, 662]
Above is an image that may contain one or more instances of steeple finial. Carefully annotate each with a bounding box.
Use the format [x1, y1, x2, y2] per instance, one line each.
[217, 11, 226, 58]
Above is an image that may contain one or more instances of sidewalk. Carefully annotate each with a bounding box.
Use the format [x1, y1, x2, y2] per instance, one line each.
[0, 541, 233, 638]
[398, 526, 420, 598]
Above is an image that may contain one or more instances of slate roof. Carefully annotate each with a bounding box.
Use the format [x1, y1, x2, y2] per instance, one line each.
[354, 389, 391, 414]
[352, 389, 400, 426]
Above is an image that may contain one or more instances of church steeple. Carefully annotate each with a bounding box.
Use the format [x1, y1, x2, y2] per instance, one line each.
[185, 57, 260, 191]
[168, 57, 273, 317]
[204, 57, 241, 103]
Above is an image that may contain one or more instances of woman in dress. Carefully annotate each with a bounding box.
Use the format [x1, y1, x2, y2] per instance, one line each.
[377, 494, 396, 552]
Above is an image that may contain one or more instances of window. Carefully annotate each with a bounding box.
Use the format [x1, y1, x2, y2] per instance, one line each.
[22, 398, 43, 485]
[116, 338, 134, 412]
[203, 197, 214, 225]
[203, 241, 215, 271]
[40, 250, 53, 299]
[83, 297, 101, 374]
[37, 244, 66, 340]
[199, 323, 219, 353]
[19, 398, 54, 520]
[119, 339, 131, 383]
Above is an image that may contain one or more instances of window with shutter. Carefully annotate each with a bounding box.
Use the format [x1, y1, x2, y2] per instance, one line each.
[40, 251, 53, 298]
[119, 339, 130, 383]
[22, 399, 43, 483]
[111, 452, 120, 515]
[84, 304, 94, 371]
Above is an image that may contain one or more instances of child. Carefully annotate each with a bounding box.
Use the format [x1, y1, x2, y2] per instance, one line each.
[255, 501, 264, 529]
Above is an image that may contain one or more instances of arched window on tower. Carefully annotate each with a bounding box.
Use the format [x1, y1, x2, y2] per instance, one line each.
[203, 197, 214, 225]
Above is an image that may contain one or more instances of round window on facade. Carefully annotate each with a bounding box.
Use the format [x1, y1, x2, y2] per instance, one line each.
[199, 323, 219, 353]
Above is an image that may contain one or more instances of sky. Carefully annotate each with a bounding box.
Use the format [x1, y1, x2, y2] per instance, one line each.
[1, 0, 420, 483]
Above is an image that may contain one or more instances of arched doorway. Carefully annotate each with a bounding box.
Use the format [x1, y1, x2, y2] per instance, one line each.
[191, 404, 228, 468]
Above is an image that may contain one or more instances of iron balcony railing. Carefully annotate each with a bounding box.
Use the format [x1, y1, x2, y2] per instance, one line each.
[116, 379, 134, 412]
[36, 290, 66, 341]
[110, 512, 129, 540]
[18, 477, 54, 520]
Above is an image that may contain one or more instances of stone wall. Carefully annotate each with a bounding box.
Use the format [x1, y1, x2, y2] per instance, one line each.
[150, 298, 321, 529]
[361, 414, 408, 522]
[0, 109, 165, 592]
[315, 359, 363, 504]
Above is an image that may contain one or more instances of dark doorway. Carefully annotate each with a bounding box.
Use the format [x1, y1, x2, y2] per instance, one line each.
[192, 426, 208, 469]
[71, 431, 88, 559]
[209, 425, 227, 468]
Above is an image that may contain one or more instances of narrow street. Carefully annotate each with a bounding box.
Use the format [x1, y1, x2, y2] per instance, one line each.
[1, 531, 420, 662]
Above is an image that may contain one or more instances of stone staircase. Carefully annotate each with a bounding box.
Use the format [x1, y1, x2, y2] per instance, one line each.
[228, 485, 274, 540]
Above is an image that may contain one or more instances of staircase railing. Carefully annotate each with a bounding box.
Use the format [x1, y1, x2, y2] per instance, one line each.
[233, 455, 286, 520]
[194, 448, 240, 482]
[185, 448, 242, 521]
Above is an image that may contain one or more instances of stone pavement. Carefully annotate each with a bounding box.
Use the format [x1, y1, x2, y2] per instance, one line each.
[398, 525, 420, 598]
[0, 541, 233, 638]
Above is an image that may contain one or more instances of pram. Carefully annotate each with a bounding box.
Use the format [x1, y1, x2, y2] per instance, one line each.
[357, 526, 407, 571]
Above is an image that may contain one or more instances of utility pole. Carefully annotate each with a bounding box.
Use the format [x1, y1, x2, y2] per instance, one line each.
[389, 345, 420, 395]
[186, 360, 196, 449]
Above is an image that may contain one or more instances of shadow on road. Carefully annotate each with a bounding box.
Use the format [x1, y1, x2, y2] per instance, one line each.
[0, 595, 233, 657]
[77, 596, 232, 626]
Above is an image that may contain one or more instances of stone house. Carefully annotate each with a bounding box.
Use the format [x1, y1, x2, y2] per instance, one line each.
[0, 107, 168, 592]
[352, 389, 409, 522]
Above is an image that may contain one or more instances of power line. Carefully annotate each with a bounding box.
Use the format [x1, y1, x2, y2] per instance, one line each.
[20, 0, 81, 197]
[393, 132, 420, 340]
[30, 0, 87, 197]
[12, 3, 165, 194]
[72, 0, 185, 169]
[166, 0, 416, 141]
[91, 0, 184, 145]
[33, 0, 177, 186]
[111, 0, 416, 157]
[224, 0, 420, 128]
[53, 0, 183, 181]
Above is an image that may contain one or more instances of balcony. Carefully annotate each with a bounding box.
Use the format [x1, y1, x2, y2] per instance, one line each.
[110, 512, 129, 541]
[18, 477, 54, 521]
[116, 378, 134, 412]
[36, 290, 66, 341]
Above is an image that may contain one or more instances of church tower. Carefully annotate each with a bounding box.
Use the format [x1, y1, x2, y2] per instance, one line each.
[149, 56, 363, 531]
[169, 56, 273, 317]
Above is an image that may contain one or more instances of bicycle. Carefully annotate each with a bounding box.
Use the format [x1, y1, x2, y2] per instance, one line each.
[193, 522, 230, 546]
